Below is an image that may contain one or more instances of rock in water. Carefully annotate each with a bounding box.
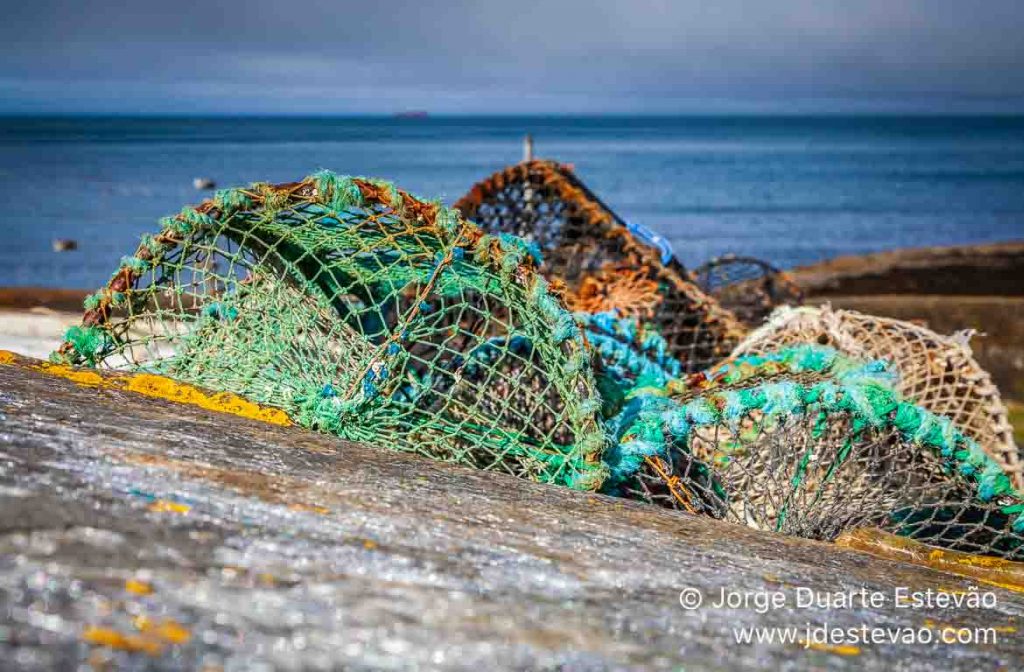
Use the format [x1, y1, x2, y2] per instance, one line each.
[51, 238, 77, 252]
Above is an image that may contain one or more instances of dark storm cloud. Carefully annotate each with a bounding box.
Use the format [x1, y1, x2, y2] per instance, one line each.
[2, 0, 1023, 113]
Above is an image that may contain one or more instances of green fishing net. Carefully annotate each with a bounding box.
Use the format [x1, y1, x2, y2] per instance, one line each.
[54, 172, 608, 489]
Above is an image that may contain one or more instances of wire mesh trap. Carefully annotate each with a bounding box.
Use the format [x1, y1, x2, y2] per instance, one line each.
[604, 345, 1024, 559]
[693, 254, 804, 327]
[733, 305, 1021, 490]
[455, 160, 746, 373]
[54, 172, 610, 490]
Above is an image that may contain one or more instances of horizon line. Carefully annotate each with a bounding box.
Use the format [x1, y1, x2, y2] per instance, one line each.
[3, 111, 1024, 120]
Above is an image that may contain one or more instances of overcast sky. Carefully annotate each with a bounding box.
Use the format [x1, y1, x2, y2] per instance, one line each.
[2, 0, 1023, 114]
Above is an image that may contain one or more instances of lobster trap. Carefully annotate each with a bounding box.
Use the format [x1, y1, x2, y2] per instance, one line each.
[54, 172, 609, 490]
[606, 346, 1024, 559]
[455, 160, 746, 373]
[693, 254, 803, 327]
[733, 305, 1021, 490]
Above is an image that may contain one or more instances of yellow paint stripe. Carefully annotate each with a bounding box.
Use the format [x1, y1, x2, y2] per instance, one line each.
[804, 642, 861, 656]
[148, 499, 191, 514]
[836, 528, 1024, 593]
[82, 625, 163, 656]
[133, 616, 191, 645]
[0, 349, 291, 427]
[124, 579, 154, 596]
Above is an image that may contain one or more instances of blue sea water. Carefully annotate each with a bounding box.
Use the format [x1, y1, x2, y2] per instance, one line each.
[1, 115, 1022, 289]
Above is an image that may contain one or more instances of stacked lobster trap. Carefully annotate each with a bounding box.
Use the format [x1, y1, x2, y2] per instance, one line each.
[454, 160, 747, 374]
[55, 161, 1024, 561]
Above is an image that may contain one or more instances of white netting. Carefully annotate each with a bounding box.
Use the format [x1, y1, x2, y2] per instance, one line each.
[733, 305, 1021, 489]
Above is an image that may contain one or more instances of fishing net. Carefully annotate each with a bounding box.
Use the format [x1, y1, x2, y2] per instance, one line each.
[576, 311, 683, 419]
[455, 160, 746, 373]
[693, 254, 803, 326]
[604, 345, 1024, 559]
[53, 172, 609, 490]
[47, 169, 1022, 560]
[732, 305, 1021, 490]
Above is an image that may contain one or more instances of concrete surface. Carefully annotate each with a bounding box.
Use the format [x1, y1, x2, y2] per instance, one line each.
[0, 359, 1022, 670]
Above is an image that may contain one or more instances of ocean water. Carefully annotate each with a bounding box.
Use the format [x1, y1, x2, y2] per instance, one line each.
[1, 115, 1022, 290]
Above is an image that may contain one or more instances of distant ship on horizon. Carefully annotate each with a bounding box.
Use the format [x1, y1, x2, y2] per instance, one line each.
[393, 110, 429, 119]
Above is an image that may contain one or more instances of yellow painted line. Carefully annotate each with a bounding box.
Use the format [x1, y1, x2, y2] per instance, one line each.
[82, 617, 192, 656]
[0, 349, 291, 427]
[148, 500, 191, 515]
[803, 642, 861, 656]
[133, 616, 191, 645]
[82, 625, 163, 656]
[124, 579, 154, 596]
[836, 528, 1024, 593]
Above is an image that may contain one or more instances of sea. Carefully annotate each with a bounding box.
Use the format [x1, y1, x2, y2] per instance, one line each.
[1, 115, 1023, 289]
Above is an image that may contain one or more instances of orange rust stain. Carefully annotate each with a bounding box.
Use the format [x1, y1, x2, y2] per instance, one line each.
[82, 625, 163, 656]
[134, 616, 191, 645]
[80, 616, 192, 655]
[148, 500, 191, 514]
[124, 579, 154, 596]
[803, 642, 861, 656]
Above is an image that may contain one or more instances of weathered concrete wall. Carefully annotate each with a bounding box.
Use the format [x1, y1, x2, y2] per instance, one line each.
[0, 357, 1022, 670]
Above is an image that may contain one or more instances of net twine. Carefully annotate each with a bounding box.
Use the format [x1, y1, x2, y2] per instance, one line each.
[455, 160, 746, 373]
[733, 305, 1021, 490]
[607, 344, 1024, 559]
[55, 172, 610, 490]
[693, 255, 804, 327]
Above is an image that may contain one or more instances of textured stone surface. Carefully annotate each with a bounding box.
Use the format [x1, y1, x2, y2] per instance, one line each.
[0, 360, 1022, 670]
